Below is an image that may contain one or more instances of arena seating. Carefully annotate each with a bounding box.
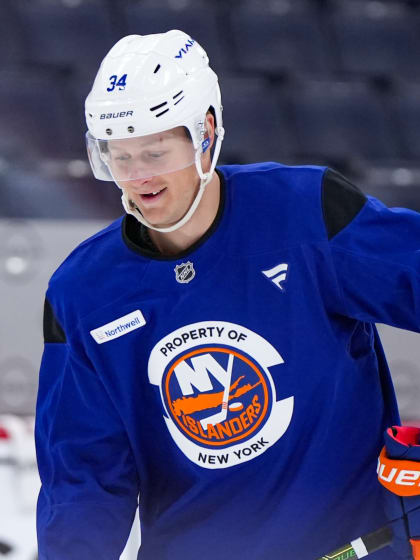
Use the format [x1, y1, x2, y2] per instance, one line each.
[229, 0, 331, 78]
[391, 84, 420, 160]
[1, 0, 420, 217]
[0, 70, 74, 161]
[13, 0, 118, 73]
[123, 0, 227, 74]
[219, 76, 297, 165]
[288, 79, 401, 164]
[329, 0, 420, 81]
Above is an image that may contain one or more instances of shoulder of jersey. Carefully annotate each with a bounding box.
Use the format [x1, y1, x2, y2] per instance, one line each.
[218, 162, 328, 249]
[219, 161, 326, 180]
[220, 161, 327, 207]
[48, 216, 129, 296]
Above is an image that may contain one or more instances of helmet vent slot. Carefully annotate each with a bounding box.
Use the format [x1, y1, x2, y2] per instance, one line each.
[155, 108, 170, 117]
[150, 101, 168, 112]
[150, 100, 171, 118]
[173, 90, 185, 106]
[153, 64, 161, 74]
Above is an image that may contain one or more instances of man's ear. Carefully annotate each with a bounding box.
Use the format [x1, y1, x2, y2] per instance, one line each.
[205, 113, 216, 148]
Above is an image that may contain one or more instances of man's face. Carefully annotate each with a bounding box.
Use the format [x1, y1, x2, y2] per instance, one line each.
[107, 122, 213, 229]
[120, 161, 201, 229]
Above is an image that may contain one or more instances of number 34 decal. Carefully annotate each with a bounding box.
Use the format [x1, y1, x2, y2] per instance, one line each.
[107, 74, 128, 92]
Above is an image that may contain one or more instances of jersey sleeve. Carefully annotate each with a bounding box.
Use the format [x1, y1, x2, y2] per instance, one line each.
[36, 295, 140, 560]
[323, 168, 420, 332]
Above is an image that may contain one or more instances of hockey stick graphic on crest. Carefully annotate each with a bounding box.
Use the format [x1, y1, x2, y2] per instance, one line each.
[200, 353, 234, 430]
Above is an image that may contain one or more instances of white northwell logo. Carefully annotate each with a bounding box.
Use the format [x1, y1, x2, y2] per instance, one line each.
[90, 310, 146, 344]
[262, 263, 289, 290]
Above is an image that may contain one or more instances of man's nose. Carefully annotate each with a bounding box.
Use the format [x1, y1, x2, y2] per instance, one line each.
[127, 167, 154, 182]
[128, 174, 157, 193]
[132, 174, 152, 182]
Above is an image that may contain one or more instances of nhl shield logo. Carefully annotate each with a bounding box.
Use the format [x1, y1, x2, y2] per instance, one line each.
[174, 261, 195, 284]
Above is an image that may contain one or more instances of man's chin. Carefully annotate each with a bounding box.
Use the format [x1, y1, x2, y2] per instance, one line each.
[140, 212, 177, 230]
[133, 202, 188, 230]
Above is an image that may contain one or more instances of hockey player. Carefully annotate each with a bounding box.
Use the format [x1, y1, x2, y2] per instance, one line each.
[35, 30, 420, 559]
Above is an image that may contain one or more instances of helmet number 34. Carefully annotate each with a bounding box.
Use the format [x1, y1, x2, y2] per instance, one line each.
[107, 74, 128, 92]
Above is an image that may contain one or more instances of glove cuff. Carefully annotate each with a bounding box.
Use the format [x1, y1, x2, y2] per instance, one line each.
[377, 447, 420, 497]
[385, 426, 420, 460]
[410, 538, 420, 559]
[380, 426, 420, 559]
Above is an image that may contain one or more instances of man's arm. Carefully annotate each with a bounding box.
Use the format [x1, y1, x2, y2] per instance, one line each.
[36, 296, 140, 560]
[322, 169, 420, 558]
[323, 168, 420, 332]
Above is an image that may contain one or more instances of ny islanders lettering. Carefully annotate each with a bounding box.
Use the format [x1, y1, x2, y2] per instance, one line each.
[165, 349, 269, 447]
[148, 321, 293, 469]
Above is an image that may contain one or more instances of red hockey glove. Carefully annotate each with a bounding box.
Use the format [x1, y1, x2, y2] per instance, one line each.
[377, 426, 420, 559]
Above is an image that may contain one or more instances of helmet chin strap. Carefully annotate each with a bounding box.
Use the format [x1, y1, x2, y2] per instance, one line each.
[121, 126, 224, 234]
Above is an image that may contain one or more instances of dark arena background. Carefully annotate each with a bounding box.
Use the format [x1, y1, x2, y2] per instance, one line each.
[0, 0, 419, 558]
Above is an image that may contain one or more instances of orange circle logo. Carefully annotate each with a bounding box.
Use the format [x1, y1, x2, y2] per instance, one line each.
[163, 347, 271, 448]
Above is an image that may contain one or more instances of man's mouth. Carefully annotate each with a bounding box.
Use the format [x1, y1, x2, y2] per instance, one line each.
[140, 187, 167, 199]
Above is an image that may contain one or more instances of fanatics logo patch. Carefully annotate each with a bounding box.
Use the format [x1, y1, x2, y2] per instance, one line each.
[174, 261, 195, 284]
[90, 310, 146, 344]
[262, 262, 289, 291]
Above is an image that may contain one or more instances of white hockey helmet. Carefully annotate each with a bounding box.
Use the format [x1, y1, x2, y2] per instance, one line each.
[85, 30, 224, 233]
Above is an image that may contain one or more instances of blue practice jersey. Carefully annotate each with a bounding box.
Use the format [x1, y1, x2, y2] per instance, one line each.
[36, 163, 420, 559]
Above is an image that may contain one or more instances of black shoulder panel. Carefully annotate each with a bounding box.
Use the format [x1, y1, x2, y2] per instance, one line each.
[322, 168, 367, 240]
[43, 297, 66, 343]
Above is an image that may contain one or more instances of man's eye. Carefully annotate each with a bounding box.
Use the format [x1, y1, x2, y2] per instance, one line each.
[115, 154, 130, 161]
[147, 151, 166, 159]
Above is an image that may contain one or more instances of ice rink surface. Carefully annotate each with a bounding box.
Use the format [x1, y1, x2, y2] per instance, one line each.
[0, 414, 140, 560]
